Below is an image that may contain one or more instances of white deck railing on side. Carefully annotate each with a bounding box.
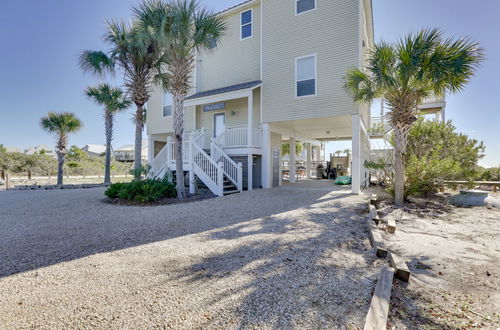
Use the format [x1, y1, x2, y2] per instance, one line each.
[211, 142, 243, 191]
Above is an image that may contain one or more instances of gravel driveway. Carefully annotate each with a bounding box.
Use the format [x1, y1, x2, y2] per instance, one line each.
[0, 183, 380, 329]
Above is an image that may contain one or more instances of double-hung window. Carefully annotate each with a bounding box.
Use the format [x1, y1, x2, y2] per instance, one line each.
[163, 91, 172, 117]
[296, 0, 316, 15]
[240, 9, 252, 39]
[296, 55, 317, 97]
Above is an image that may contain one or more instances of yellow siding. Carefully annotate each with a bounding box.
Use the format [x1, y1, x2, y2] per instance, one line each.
[196, 89, 261, 135]
[146, 86, 196, 135]
[261, 0, 361, 123]
[197, 3, 261, 91]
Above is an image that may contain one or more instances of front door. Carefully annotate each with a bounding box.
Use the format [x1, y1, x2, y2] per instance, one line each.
[213, 113, 226, 138]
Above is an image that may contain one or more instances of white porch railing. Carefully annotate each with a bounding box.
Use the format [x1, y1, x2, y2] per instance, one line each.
[150, 128, 245, 197]
[192, 142, 224, 196]
[214, 125, 263, 149]
[210, 141, 243, 191]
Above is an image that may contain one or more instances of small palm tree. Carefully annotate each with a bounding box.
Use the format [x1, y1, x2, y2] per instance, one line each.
[85, 84, 131, 184]
[134, 0, 226, 199]
[80, 20, 161, 180]
[345, 29, 483, 206]
[40, 112, 82, 185]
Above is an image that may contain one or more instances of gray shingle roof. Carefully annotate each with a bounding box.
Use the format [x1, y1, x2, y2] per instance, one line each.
[185, 80, 262, 100]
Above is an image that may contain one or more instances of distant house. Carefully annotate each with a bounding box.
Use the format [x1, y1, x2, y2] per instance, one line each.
[81, 144, 107, 157]
[4, 146, 22, 153]
[24, 145, 56, 158]
[114, 141, 148, 162]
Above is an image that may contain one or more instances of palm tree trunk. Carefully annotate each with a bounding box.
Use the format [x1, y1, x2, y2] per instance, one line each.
[57, 152, 64, 185]
[393, 124, 409, 206]
[134, 104, 144, 180]
[104, 112, 113, 184]
[173, 93, 185, 199]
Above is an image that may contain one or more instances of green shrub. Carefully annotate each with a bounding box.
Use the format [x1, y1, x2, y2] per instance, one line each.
[105, 182, 126, 198]
[399, 119, 485, 197]
[105, 179, 176, 202]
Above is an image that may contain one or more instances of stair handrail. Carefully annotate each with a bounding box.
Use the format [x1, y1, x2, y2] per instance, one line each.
[210, 139, 243, 191]
[191, 141, 224, 196]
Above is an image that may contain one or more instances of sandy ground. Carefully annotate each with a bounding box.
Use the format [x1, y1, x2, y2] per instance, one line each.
[0, 182, 380, 329]
[371, 191, 500, 329]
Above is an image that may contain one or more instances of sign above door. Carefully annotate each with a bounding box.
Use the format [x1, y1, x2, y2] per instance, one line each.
[203, 102, 225, 112]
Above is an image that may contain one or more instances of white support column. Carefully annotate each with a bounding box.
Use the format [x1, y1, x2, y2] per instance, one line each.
[247, 92, 253, 147]
[247, 93, 253, 191]
[189, 168, 195, 194]
[351, 115, 361, 194]
[247, 154, 253, 191]
[147, 135, 153, 164]
[262, 123, 272, 188]
[289, 137, 296, 183]
[306, 143, 312, 179]
[441, 106, 446, 122]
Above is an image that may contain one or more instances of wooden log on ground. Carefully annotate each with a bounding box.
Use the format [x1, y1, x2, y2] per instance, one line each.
[387, 218, 396, 234]
[364, 266, 395, 330]
[389, 252, 410, 283]
[369, 205, 380, 225]
[367, 218, 388, 258]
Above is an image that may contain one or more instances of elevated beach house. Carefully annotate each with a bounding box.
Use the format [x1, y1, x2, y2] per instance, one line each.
[146, 0, 375, 196]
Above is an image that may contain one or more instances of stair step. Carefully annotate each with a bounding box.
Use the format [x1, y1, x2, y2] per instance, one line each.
[224, 189, 240, 195]
[224, 184, 236, 189]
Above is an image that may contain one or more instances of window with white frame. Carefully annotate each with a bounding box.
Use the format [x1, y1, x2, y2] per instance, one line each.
[207, 34, 217, 49]
[296, 55, 316, 97]
[240, 10, 252, 39]
[296, 0, 316, 15]
[163, 91, 172, 117]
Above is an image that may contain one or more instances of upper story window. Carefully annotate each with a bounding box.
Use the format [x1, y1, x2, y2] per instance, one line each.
[296, 0, 316, 15]
[240, 9, 252, 39]
[296, 54, 317, 97]
[163, 91, 172, 117]
[207, 34, 217, 49]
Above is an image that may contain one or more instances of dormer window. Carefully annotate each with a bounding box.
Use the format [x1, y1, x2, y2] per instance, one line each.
[240, 9, 252, 39]
[296, 0, 316, 15]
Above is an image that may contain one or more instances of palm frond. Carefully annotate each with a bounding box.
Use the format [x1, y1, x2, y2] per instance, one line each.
[79, 50, 115, 76]
[85, 84, 131, 114]
[40, 112, 82, 135]
[344, 68, 378, 102]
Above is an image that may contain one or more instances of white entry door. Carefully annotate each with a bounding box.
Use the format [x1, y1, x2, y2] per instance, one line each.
[214, 113, 226, 138]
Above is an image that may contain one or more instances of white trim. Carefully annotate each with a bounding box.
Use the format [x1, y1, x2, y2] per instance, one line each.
[295, 0, 317, 16]
[295, 53, 317, 98]
[217, 0, 257, 17]
[162, 90, 173, 118]
[240, 8, 253, 40]
[213, 112, 226, 138]
[184, 87, 258, 107]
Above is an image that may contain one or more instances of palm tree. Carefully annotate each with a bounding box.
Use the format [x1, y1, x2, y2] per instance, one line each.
[79, 20, 161, 180]
[40, 112, 82, 185]
[85, 84, 131, 184]
[134, 0, 226, 199]
[345, 29, 482, 206]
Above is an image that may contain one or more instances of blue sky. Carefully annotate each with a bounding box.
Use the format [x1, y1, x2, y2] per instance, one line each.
[0, 0, 498, 166]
